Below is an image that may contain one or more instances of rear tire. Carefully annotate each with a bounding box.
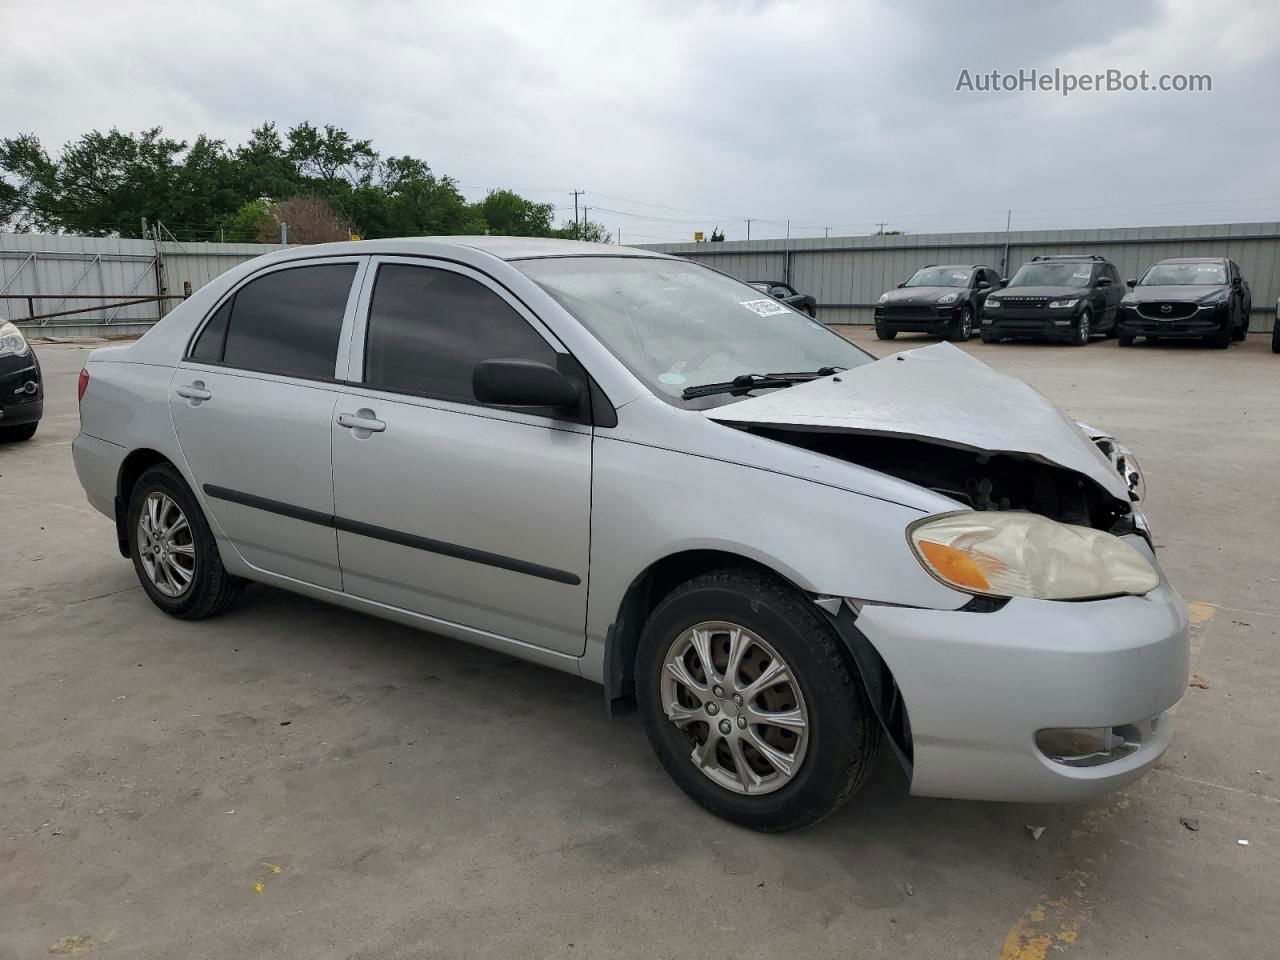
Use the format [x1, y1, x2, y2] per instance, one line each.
[874, 325, 897, 341]
[0, 422, 37, 442]
[127, 463, 244, 620]
[636, 568, 881, 832]
[1272, 322, 1280, 354]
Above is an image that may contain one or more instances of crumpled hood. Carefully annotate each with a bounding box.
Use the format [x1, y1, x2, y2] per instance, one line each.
[706, 342, 1131, 504]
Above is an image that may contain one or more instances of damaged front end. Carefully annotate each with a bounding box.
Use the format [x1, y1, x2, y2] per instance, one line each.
[706, 342, 1145, 539]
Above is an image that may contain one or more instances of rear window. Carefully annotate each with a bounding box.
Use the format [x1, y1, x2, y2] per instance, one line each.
[190, 263, 356, 380]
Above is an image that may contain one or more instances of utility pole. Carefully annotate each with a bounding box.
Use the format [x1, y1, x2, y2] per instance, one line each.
[824, 226, 831, 238]
[582, 206, 591, 239]
[617, 228, 622, 245]
[745, 218, 753, 241]
[875, 221, 888, 235]
[571, 190, 584, 235]
[280, 222, 289, 246]
[786, 219, 791, 241]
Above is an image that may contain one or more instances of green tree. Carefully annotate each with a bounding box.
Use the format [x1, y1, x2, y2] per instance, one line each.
[478, 189, 555, 236]
[553, 218, 612, 243]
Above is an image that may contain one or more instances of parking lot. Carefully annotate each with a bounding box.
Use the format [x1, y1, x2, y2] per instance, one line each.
[2, 330, 1277, 959]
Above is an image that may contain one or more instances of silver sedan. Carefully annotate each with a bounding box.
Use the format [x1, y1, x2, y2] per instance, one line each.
[72, 237, 1188, 830]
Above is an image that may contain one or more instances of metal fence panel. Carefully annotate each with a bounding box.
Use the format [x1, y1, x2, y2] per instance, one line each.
[647, 222, 1280, 330]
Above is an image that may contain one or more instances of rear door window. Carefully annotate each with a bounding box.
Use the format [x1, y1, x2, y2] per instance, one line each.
[191, 263, 357, 380]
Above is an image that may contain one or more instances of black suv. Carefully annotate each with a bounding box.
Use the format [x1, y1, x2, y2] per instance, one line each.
[1117, 257, 1251, 348]
[980, 255, 1123, 346]
[874, 264, 999, 341]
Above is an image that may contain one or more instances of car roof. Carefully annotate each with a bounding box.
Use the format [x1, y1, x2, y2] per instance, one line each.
[749, 279, 790, 284]
[1153, 256, 1226, 264]
[261, 235, 672, 263]
[918, 264, 984, 270]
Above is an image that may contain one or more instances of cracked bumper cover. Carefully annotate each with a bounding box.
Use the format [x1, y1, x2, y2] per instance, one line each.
[853, 538, 1189, 802]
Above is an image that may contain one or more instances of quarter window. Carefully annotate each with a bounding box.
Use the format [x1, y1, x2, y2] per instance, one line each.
[363, 264, 557, 403]
[191, 263, 356, 379]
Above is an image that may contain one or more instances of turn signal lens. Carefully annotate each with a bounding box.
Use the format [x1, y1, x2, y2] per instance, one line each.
[909, 511, 1160, 601]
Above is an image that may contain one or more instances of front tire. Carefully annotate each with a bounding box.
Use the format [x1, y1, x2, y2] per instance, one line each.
[1272, 321, 1280, 354]
[0, 422, 37, 442]
[1070, 309, 1092, 346]
[1118, 332, 1135, 346]
[874, 324, 897, 341]
[127, 463, 243, 619]
[946, 306, 973, 342]
[1232, 311, 1247, 342]
[636, 568, 881, 832]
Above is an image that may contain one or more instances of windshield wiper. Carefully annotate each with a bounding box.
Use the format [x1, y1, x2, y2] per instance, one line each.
[680, 367, 842, 400]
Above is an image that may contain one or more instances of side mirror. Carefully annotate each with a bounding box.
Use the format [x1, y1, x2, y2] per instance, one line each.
[473, 359, 581, 408]
[1095, 277, 1112, 288]
[998, 278, 1009, 288]
[1231, 276, 1242, 287]
[976, 279, 991, 290]
[896, 281, 907, 288]
[1126, 278, 1137, 288]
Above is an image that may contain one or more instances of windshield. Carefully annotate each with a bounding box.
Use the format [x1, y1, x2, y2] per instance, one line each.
[516, 257, 874, 405]
[1008, 262, 1093, 288]
[1140, 261, 1226, 285]
[904, 267, 970, 288]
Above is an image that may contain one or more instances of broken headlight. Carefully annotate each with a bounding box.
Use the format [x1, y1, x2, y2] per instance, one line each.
[908, 511, 1159, 600]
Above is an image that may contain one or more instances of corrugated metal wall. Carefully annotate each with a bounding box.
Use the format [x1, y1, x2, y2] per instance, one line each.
[0, 233, 280, 326]
[645, 222, 1280, 330]
[5, 223, 1279, 331]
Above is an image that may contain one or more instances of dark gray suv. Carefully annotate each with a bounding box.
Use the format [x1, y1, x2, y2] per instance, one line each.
[981, 255, 1124, 346]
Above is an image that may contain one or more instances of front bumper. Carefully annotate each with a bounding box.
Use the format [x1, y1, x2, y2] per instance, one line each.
[1117, 305, 1228, 339]
[983, 309, 1080, 341]
[875, 304, 962, 333]
[854, 538, 1188, 802]
[0, 353, 44, 427]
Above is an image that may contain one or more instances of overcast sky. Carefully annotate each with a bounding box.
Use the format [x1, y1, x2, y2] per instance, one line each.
[3, 0, 1278, 241]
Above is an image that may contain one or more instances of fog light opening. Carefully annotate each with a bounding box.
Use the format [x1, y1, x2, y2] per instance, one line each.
[1036, 725, 1143, 768]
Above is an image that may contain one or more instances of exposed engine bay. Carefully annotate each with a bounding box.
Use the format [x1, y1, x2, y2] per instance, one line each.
[745, 427, 1138, 536]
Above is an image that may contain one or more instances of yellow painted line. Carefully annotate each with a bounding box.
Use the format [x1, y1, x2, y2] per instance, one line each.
[261, 862, 282, 874]
[253, 881, 265, 894]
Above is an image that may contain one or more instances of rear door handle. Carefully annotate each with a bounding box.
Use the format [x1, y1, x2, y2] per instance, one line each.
[176, 382, 212, 402]
[337, 410, 386, 434]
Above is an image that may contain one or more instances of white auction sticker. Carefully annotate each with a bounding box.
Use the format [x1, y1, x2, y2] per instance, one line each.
[739, 298, 789, 317]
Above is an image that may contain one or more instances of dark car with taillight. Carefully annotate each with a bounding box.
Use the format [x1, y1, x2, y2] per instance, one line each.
[874, 264, 999, 341]
[980, 255, 1123, 346]
[748, 280, 818, 318]
[0, 321, 43, 442]
[1117, 257, 1251, 348]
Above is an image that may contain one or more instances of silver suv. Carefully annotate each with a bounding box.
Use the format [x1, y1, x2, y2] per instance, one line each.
[73, 237, 1189, 830]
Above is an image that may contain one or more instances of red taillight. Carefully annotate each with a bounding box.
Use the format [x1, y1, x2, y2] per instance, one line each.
[77, 368, 89, 403]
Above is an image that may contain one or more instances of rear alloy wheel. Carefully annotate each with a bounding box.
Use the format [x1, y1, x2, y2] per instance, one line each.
[1071, 309, 1091, 346]
[128, 463, 243, 619]
[637, 568, 881, 831]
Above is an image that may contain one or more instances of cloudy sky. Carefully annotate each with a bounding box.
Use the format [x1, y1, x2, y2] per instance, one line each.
[3, 0, 1278, 241]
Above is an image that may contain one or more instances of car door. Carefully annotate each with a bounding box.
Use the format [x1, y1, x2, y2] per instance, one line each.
[170, 257, 366, 590]
[1102, 264, 1123, 325]
[330, 257, 592, 656]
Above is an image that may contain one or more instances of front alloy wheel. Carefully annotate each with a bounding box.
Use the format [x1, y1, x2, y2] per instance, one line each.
[637, 568, 881, 831]
[661, 621, 810, 795]
[1072, 309, 1091, 346]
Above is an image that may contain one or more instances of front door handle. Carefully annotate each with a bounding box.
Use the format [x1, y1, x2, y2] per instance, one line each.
[176, 382, 212, 403]
[337, 410, 386, 435]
